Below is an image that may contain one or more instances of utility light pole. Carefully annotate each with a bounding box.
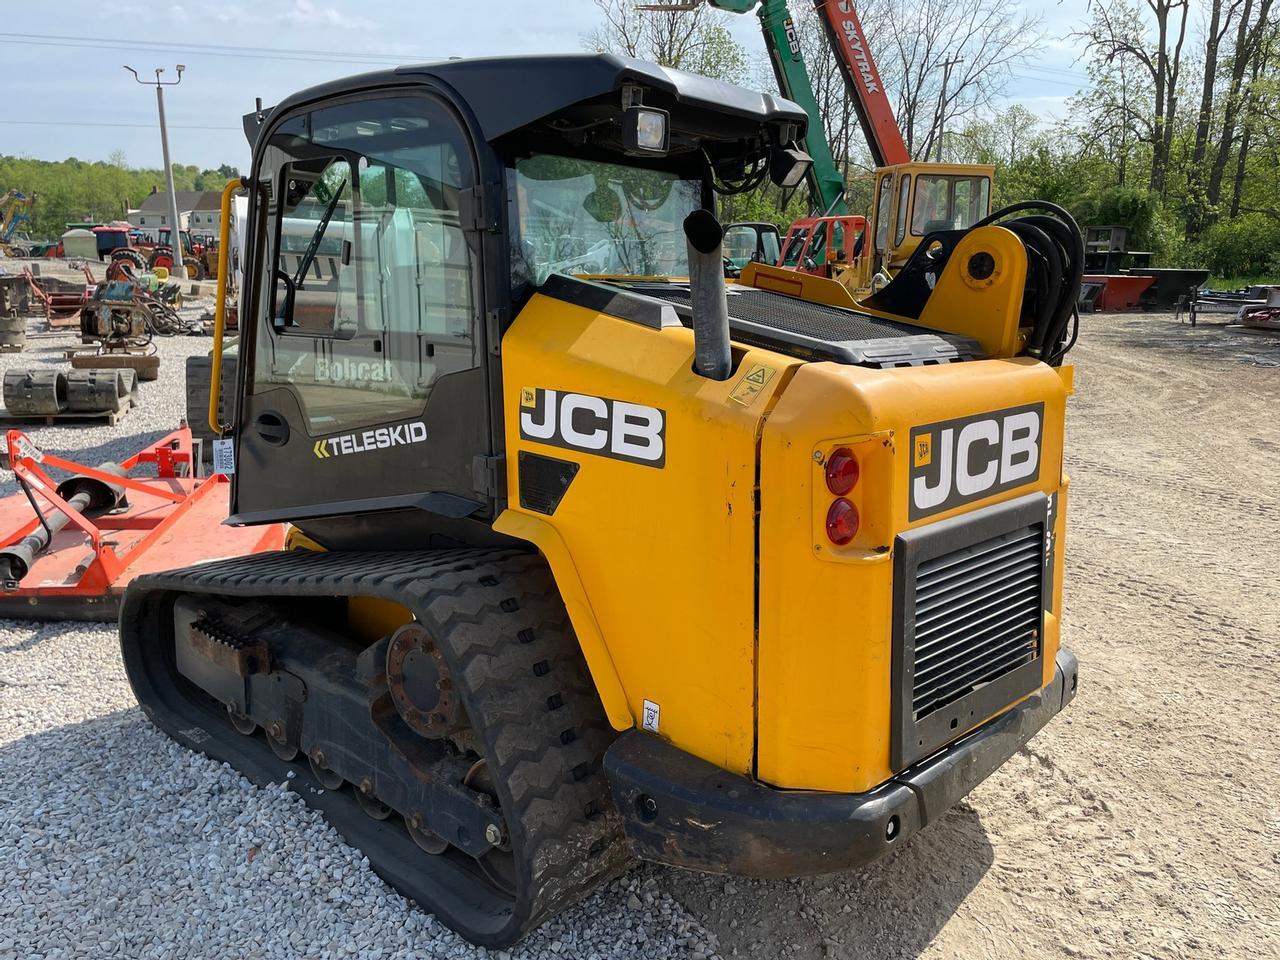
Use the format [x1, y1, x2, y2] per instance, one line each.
[933, 58, 963, 163]
[124, 64, 185, 257]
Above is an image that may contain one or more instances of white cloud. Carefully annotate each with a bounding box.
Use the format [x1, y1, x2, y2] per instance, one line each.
[196, 1, 378, 31]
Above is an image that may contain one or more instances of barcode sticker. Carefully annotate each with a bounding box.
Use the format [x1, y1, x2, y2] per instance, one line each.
[212, 438, 235, 475]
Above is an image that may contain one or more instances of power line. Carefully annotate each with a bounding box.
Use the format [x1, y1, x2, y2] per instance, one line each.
[0, 32, 444, 66]
[0, 119, 240, 131]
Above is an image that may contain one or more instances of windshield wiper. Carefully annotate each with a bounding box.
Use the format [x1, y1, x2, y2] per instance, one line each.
[294, 179, 346, 288]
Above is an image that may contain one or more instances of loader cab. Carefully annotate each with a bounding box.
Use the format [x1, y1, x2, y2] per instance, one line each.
[228, 55, 809, 547]
[844, 162, 994, 292]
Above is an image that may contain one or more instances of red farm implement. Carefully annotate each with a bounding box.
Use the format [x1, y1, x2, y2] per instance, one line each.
[0, 425, 284, 620]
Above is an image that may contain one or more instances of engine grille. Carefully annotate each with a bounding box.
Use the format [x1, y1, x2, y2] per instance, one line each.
[910, 527, 1043, 721]
[892, 494, 1051, 769]
[647, 286, 917, 343]
[613, 281, 984, 368]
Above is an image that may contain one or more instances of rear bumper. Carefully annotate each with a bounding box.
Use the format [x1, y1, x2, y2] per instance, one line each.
[603, 647, 1078, 878]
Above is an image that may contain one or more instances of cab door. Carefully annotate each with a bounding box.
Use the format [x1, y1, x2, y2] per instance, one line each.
[232, 91, 490, 526]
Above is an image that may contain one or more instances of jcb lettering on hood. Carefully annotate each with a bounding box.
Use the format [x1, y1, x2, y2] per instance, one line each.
[520, 388, 665, 467]
[909, 403, 1043, 519]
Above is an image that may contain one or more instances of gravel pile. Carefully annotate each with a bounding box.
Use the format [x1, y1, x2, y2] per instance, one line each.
[0, 320, 720, 959]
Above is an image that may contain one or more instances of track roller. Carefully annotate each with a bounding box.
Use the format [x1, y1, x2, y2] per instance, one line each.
[355, 782, 392, 820]
[226, 705, 256, 735]
[308, 751, 344, 790]
[120, 549, 632, 947]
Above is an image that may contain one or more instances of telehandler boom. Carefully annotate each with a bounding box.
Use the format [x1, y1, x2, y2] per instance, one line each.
[121, 55, 1081, 947]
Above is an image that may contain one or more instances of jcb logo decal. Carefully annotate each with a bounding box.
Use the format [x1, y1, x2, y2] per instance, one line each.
[519, 388, 665, 467]
[909, 403, 1042, 520]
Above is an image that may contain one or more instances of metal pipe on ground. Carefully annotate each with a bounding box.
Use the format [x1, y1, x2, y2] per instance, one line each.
[0, 464, 127, 586]
[683, 209, 733, 381]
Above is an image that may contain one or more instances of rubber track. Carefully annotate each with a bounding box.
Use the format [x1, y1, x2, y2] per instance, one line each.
[119, 548, 632, 946]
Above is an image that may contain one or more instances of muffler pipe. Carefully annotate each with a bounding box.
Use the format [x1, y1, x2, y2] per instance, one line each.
[0, 463, 126, 587]
[683, 209, 733, 381]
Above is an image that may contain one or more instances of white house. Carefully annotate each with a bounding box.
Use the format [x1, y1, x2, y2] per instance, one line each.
[127, 190, 224, 241]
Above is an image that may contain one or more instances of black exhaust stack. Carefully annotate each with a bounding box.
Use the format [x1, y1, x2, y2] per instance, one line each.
[683, 209, 733, 381]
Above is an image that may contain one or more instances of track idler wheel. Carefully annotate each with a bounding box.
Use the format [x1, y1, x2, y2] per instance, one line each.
[308, 750, 344, 790]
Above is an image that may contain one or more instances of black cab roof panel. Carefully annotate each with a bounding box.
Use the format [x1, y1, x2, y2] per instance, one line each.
[246, 54, 807, 146]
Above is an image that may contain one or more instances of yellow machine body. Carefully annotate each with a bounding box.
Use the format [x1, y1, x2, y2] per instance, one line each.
[496, 234, 1070, 793]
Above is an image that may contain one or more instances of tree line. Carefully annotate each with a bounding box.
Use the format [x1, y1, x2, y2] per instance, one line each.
[587, 0, 1280, 282]
[0, 153, 239, 241]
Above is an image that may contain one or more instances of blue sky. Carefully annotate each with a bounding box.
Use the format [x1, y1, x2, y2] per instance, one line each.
[0, 0, 1089, 170]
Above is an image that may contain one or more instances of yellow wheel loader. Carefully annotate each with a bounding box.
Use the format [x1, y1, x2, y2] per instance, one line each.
[120, 54, 1081, 947]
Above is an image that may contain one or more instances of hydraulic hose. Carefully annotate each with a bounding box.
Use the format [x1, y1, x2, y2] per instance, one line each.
[970, 201, 1084, 366]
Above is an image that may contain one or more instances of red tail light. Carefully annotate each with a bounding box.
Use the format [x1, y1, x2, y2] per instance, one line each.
[825, 498, 859, 545]
[824, 448, 859, 496]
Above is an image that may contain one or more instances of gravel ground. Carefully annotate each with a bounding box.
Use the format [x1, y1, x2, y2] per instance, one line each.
[2, 310, 1278, 959]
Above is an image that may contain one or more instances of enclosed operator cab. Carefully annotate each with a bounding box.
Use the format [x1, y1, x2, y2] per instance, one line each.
[121, 55, 1080, 948]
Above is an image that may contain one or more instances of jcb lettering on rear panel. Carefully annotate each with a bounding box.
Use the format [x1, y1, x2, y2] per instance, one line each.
[519, 388, 665, 467]
[909, 403, 1043, 519]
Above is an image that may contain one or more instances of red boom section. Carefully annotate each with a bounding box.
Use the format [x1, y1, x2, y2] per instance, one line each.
[815, 0, 911, 166]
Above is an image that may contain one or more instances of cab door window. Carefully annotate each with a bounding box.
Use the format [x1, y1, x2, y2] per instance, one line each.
[255, 95, 476, 436]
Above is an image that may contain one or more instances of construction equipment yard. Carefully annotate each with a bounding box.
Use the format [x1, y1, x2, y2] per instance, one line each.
[0, 312, 1275, 960]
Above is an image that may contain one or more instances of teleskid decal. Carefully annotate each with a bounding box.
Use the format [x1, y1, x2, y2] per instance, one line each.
[519, 388, 666, 467]
[908, 403, 1044, 520]
[313, 422, 428, 459]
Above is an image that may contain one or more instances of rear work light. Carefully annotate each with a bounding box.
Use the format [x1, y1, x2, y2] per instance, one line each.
[826, 498, 859, 545]
[824, 448, 860, 495]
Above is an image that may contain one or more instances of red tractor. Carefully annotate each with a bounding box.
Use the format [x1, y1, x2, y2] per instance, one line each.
[777, 214, 866, 278]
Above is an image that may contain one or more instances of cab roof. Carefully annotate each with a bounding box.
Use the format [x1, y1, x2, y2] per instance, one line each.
[247, 53, 808, 146]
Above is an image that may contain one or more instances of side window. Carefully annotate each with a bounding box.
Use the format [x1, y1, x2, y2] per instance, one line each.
[255, 95, 476, 436]
[874, 175, 892, 255]
[831, 219, 844, 260]
[807, 224, 828, 262]
[895, 174, 911, 247]
[761, 229, 781, 264]
[723, 225, 756, 263]
[275, 158, 355, 335]
[782, 228, 809, 267]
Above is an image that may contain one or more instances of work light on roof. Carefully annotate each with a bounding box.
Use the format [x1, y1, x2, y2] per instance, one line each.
[623, 106, 670, 156]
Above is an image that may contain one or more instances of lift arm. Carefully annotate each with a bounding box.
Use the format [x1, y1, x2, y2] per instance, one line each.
[811, 0, 910, 167]
[709, 0, 848, 214]
[710, 0, 910, 173]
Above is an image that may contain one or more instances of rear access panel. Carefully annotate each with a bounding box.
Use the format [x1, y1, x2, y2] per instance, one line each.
[891, 492, 1051, 769]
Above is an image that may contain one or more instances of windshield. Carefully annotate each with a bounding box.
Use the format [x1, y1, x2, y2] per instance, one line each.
[509, 154, 701, 284]
[911, 174, 991, 235]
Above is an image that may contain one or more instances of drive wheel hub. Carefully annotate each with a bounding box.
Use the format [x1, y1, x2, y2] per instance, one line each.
[386, 623, 460, 738]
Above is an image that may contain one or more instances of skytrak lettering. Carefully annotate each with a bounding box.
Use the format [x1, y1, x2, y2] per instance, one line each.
[835, 4, 881, 95]
[313, 422, 428, 460]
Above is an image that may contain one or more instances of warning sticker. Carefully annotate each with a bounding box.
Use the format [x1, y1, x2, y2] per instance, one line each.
[641, 699, 661, 733]
[728, 363, 776, 406]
